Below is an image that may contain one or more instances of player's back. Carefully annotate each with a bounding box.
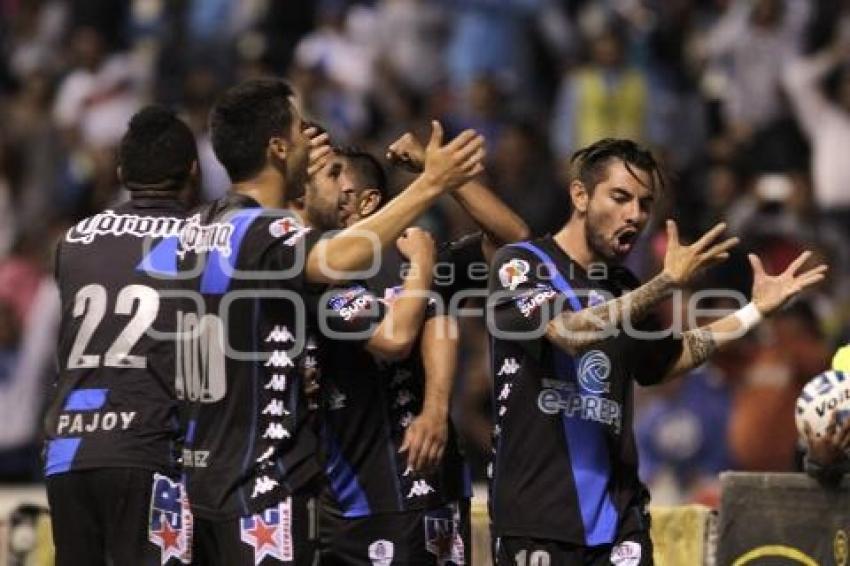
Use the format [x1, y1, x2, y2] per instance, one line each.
[45, 197, 187, 477]
[174, 193, 323, 520]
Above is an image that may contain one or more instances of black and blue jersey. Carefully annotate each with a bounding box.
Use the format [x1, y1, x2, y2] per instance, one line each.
[168, 193, 324, 520]
[317, 248, 468, 518]
[45, 198, 187, 478]
[487, 236, 682, 545]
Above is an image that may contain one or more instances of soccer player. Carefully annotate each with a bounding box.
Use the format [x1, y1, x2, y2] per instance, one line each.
[302, 139, 527, 564]
[487, 138, 827, 565]
[45, 106, 198, 566]
[171, 78, 484, 565]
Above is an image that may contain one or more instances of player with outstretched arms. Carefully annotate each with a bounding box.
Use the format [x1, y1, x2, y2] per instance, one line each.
[487, 138, 827, 565]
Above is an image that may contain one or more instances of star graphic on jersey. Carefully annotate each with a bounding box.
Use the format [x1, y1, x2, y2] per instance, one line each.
[247, 518, 278, 551]
[154, 515, 181, 552]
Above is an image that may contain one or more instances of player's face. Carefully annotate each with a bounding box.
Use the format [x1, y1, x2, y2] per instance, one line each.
[280, 108, 311, 200]
[338, 162, 361, 228]
[585, 160, 655, 262]
[305, 156, 345, 231]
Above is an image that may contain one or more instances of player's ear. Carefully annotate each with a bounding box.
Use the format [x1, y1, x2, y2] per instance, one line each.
[268, 137, 289, 163]
[358, 189, 382, 217]
[570, 180, 589, 214]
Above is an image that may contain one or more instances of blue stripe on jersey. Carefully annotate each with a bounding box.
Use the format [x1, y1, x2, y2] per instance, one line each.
[200, 208, 264, 295]
[137, 235, 180, 276]
[322, 426, 371, 517]
[510, 241, 618, 546]
[511, 242, 582, 311]
[45, 438, 82, 476]
[63, 388, 108, 411]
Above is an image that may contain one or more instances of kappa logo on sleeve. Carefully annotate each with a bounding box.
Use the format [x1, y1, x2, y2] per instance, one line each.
[498, 259, 530, 290]
[148, 474, 192, 565]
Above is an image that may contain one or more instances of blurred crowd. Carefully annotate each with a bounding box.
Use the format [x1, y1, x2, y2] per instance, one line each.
[0, 0, 849, 507]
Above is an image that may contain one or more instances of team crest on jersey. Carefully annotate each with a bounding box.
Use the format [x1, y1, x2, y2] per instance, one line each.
[268, 216, 301, 238]
[424, 512, 465, 564]
[610, 540, 642, 566]
[368, 539, 395, 566]
[577, 350, 611, 394]
[239, 499, 293, 564]
[498, 259, 530, 290]
[148, 474, 192, 565]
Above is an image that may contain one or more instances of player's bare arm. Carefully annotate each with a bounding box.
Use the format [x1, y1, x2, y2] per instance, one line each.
[387, 131, 530, 256]
[306, 121, 484, 283]
[663, 250, 828, 379]
[399, 315, 458, 474]
[366, 228, 436, 362]
[547, 220, 739, 355]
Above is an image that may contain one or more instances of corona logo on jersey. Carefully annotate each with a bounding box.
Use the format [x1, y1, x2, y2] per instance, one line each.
[148, 474, 192, 565]
[239, 499, 293, 564]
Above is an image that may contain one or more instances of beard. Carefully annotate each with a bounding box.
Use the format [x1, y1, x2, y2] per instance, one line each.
[277, 145, 310, 201]
[585, 207, 621, 264]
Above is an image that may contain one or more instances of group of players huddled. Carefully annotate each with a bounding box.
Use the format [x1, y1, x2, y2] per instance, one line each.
[43, 78, 827, 566]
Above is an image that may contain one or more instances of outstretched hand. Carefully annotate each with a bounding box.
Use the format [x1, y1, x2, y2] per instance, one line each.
[662, 221, 739, 285]
[749, 251, 828, 316]
[420, 121, 485, 191]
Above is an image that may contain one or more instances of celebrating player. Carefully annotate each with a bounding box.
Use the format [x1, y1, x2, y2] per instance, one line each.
[487, 138, 827, 565]
[45, 106, 198, 566]
[171, 78, 485, 565]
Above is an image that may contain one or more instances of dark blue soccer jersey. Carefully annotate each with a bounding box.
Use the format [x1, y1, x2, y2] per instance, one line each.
[317, 248, 467, 518]
[487, 236, 682, 545]
[168, 193, 324, 520]
[46, 198, 187, 477]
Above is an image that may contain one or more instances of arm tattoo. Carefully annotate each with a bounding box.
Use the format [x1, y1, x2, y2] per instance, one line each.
[682, 328, 717, 367]
[549, 272, 674, 351]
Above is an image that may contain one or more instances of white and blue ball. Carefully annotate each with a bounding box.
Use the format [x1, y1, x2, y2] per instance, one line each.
[795, 370, 850, 442]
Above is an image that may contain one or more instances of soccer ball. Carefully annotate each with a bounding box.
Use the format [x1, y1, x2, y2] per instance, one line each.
[795, 370, 850, 442]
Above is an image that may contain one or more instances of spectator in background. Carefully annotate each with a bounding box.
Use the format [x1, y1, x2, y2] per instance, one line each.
[52, 26, 145, 151]
[700, 0, 809, 144]
[729, 301, 830, 471]
[783, 37, 850, 235]
[485, 119, 568, 237]
[551, 25, 650, 161]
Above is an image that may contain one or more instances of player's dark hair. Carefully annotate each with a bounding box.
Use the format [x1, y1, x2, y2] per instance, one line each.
[569, 138, 666, 199]
[209, 78, 295, 182]
[118, 105, 197, 190]
[335, 146, 389, 207]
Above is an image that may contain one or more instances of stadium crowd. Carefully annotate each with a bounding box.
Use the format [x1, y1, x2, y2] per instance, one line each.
[0, 0, 848, 510]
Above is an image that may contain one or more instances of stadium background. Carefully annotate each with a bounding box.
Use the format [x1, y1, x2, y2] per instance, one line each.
[0, 0, 849, 563]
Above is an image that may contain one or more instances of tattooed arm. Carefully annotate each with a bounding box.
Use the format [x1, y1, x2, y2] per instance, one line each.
[545, 220, 738, 355]
[546, 272, 675, 353]
[662, 250, 828, 381]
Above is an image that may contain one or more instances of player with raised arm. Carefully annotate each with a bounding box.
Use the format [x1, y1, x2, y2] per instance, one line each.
[487, 138, 827, 565]
[45, 106, 198, 566]
[169, 78, 485, 565]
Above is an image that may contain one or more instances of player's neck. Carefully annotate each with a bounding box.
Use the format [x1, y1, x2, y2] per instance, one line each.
[231, 169, 285, 209]
[553, 219, 597, 269]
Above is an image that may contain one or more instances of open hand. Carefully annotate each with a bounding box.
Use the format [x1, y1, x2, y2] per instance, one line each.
[749, 251, 828, 316]
[399, 410, 448, 474]
[662, 221, 739, 285]
[421, 121, 485, 191]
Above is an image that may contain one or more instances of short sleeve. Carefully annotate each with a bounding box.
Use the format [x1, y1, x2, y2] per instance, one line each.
[626, 314, 683, 386]
[249, 213, 323, 292]
[487, 245, 565, 336]
[434, 233, 488, 305]
[319, 284, 387, 339]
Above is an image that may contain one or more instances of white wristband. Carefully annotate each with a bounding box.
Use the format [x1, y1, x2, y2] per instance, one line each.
[734, 302, 763, 333]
